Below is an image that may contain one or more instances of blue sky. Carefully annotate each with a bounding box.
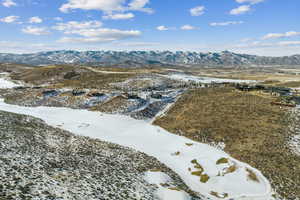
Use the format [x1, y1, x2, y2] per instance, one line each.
[0, 0, 299, 56]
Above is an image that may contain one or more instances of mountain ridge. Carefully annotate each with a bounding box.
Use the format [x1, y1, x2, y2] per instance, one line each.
[0, 50, 300, 67]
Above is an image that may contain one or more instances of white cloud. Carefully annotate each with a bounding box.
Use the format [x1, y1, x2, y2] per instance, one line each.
[60, 0, 124, 13]
[115, 41, 159, 47]
[103, 13, 134, 20]
[156, 25, 169, 31]
[22, 26, 51, 35]
[240, 38, 252, 42]
[234, 40, 300, 50]
[262, 31, 300, 39]
[58, 37, 113, 43]
[234, 41, 273, 48]
[2, 0, 16, 7]
[181, 25, 196, 30]
[190, 6, 205, 16]
[235, 0, 264, 4]
[29, 16, 43, 24]
[0, 15, 19, 23]
[128, 0, 153, 13]
[59, 0, 153, 14]
[58, 28, 141, 43]
[278, 41, 300, 46]
[0, 41, 60, 53]
[210, 21, 244, 26]
[128, 0, 147, 9]
[230, 5, 251, 15]
[54, 17, 63, 21]
[64, 28, 140, 37]
[53, 20, 141, 43]
[53, 21, 102, 31]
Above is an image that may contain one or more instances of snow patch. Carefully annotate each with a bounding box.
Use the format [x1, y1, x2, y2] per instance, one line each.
[0, 77, 21, 89]
[0, 72, 22, 89]
[156, 187, 191, 200]
[144, 171, 173, 185]
[162, 73, 255, 84]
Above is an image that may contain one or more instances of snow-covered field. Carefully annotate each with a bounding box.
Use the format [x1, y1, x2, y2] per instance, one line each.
[162, 73, 255, 84]
[0, 99, 275, 200]
[0, 76, 20, 88]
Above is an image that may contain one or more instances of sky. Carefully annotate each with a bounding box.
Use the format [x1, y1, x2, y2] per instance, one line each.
[0, 0, 299, 56]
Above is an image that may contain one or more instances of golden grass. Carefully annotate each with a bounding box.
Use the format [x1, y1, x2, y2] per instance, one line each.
[193, 68, 300, 83]
[55, 73, 134, 89]
[11, 65, 136, 89]
[149, 168, 161, 172]
[191, 159, 204, 171]
[154, 87, 300, 198]
[210, 191, 228, 199]
[87, 66, 165, 74]
[190, 159, 210, 183]
[154, 87, 283, 155]
[246, 168, 259, 182]
[216, 158, 229, 165]
[191, 171, 202, 176]
[200, 174, 210, 183]
[224, 165, 237, 175]
[275, 81, 300, 88]
[167, 187, 182, 191]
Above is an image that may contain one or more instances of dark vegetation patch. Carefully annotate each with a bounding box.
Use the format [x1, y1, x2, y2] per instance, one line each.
[89, 95, 130, 113]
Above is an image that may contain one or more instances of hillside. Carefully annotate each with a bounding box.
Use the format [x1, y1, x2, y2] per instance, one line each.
[1, 64, 300, 199]
[0, 110, 197, 200]
[1, 50, 300, 67]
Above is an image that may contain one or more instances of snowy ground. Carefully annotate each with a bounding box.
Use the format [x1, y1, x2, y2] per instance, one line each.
[0, 75, 21, 89]
[0, 99, 275, 200]
[144, 171, 191, 200]
[161, 73, 256, 84]
[87, 67, 135, 74]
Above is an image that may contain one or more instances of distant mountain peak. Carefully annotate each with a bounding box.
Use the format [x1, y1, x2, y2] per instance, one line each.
[0, 50, 299, 67]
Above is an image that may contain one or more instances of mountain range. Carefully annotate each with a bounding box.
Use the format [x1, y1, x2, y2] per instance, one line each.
[0, 50, 300, 67]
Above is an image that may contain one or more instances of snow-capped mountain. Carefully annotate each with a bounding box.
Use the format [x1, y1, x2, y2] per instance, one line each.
[0, 50, 300, 66]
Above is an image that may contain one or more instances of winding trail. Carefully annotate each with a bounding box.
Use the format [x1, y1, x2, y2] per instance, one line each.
[0, 99, 275, 200]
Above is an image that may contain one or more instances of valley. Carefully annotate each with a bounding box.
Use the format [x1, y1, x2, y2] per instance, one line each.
[0, 63, 300, 200]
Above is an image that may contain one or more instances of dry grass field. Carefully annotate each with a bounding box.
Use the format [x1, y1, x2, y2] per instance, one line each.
[191, 67, 300, 88]
[10, 65, 136, 89]
[87, 66, 165, 74]
[275, 81, 300, 88]
[154, 87, 300, 199]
